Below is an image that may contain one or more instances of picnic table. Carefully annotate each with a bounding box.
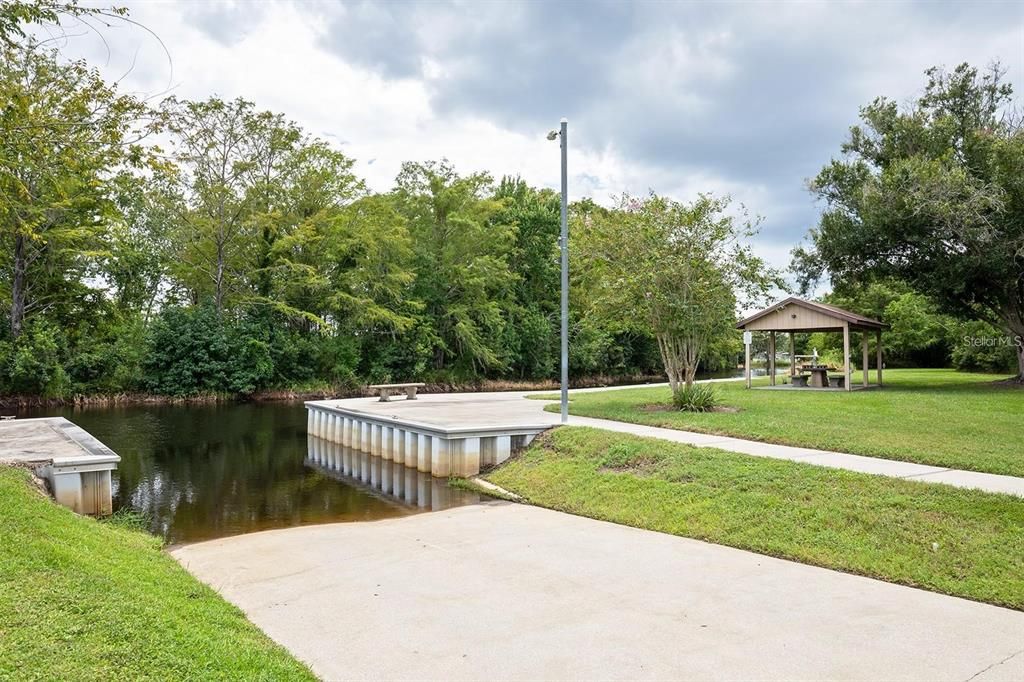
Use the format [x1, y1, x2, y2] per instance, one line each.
[804, 366, 830, 388]
[797, 365, 838, 388]
[367, 382, 425, 402]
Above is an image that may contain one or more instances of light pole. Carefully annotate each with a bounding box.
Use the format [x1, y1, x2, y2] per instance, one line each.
[548, 118, 569, 423]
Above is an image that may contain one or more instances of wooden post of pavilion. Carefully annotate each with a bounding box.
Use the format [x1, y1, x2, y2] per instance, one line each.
[862, 333, 869, 387]
[876, 329, 883, 387]
[744, 337, 751, 389]
[789, 332, 796, 378]
[842, 321, 852, 391]
[769, 331, 776, 386]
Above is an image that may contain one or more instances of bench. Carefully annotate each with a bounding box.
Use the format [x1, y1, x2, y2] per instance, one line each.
[792, 375, 809, 388]
[368, 382, 426, 402]
[828, 375, 846, 389]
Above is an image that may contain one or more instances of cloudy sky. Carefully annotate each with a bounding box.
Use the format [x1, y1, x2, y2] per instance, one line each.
[60, 0, 1024, 272]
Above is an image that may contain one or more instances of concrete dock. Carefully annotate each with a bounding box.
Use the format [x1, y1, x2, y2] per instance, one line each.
[0, 417, 120, 515]
[306, 393, 560, 477]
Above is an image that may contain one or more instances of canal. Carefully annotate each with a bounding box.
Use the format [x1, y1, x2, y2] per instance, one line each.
[21, 374, 754, 543]
[23, 401, 483, 544]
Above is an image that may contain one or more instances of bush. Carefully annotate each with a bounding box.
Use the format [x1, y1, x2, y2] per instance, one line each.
[671, 383, 719, 412]
[64, 321, 146, 395]
[0, 321, 70, 397]
[142, 304, 275, 396]
[950, 320, 1018, 374]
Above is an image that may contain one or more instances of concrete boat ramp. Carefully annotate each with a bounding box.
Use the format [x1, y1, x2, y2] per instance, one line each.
[173, 502, 1024, 681]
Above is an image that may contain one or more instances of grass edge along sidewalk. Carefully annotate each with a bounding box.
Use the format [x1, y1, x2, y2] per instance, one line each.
[534, 369, 1024, 479]
[485, 427, 1024, 610]
[0, 467, 315, 681]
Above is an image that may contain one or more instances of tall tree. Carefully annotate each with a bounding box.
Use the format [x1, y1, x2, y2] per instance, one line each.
[162, 97, 363, 316]
[393, 160, 515, 376]
[272, 194, 417, 333]
[161, 97, 256, 312]
[0, 41, 150, 339]
[797, 63, 1024, 380]
[494, 177, 560, 378]
[257, 137, 363, 313]
[578, 193, 777, 391]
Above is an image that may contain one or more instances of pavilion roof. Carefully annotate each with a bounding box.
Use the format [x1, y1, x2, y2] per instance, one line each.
[736, 297, 888, 331]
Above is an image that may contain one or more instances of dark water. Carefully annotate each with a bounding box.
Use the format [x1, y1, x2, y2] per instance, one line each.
[21, 402, 482, 544]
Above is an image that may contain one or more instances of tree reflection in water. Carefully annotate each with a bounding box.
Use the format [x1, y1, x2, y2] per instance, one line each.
[22, 402, 475, 543]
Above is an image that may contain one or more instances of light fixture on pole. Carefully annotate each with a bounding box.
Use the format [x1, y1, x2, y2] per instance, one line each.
[547, 119, 569, 424]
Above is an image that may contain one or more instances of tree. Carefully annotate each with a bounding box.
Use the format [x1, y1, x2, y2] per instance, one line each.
[797, 63, 1024, 380]
[240, 112, 363, 304]
[0, 41, 151, 339]
[493, 177, 561, 378]
[393, 160, 515, 376]
[272, 194, 418, 335]
[160, 97, 258, 312]
[161, 97, 364, 317]
[577, 193, 778, 391]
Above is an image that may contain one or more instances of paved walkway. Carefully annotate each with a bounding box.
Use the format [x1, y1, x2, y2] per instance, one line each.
[544, 379, 1024, 498]
[173, 502, 1024, 681]
[566, 414, 1024, 497]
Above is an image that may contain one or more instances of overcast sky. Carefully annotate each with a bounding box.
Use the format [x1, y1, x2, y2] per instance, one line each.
[60, 0, 1024, 272]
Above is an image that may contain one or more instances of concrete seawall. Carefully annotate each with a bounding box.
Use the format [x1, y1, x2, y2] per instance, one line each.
[0, 417, 120, 515]
[306, 393, 558, 477]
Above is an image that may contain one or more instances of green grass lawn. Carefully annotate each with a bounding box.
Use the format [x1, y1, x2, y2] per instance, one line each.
[486, 427, 1024, 609]
[536, 369, 1024, 478]
[0, 467, 314, 681]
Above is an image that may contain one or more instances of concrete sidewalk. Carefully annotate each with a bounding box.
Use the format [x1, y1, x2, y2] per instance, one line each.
[173, 503, 1024, 681]
[545, 379, 1024, 497]
[322, 386, 1024, 497]
[566, 414, 1024, 497]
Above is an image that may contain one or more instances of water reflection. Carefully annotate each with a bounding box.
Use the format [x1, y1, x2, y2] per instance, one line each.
[21, 402, 418, 544]
[306, 437, 483, 510]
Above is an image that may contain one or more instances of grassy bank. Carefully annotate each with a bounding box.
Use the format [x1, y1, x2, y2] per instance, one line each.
[486, 427, 1024, 609]
[536, 369, 1024, 478]
[0, 467, 314, 680]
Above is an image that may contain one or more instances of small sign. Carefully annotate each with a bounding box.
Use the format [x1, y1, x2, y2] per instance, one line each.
[743, 331, 752, 346]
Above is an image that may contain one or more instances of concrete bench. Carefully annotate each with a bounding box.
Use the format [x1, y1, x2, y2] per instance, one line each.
[368, 382, 425, 402]
[792, 375, 809, 388]
[828, 375, 846, 389]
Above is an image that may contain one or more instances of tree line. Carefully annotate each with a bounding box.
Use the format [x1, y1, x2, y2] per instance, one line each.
[2, 25, 709, 398]
[2, 3, 1021, 401]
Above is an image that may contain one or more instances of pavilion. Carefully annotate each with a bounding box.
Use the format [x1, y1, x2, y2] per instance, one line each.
[736, 297, 888, 391]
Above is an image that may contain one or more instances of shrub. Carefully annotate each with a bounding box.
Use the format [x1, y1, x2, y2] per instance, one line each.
[142, 304, 275, 396]
[671, 383, 719, 412]
[65, 324, 146, 395]
[0, 321, 70, 397]
[950, 320, 1018, 374]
